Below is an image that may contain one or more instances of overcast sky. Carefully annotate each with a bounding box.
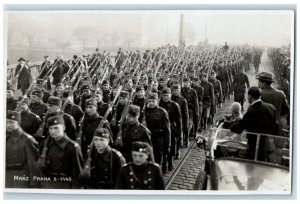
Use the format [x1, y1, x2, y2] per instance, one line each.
[6, 10, 293, 48]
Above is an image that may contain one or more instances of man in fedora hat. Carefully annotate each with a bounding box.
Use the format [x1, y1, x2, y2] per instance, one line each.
[257, 71, 289, 131]
[16, 57, 32, 95]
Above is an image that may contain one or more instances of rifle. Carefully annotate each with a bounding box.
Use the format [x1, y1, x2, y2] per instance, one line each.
[35, 111, 49, 140]
[79, 86, 123, 180]
[15, 80, 35, 111]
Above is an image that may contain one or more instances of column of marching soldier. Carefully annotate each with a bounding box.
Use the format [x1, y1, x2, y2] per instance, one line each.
[6, 43, 273, 190]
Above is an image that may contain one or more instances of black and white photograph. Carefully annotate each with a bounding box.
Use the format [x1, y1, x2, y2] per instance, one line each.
[3, 8, 294, 194]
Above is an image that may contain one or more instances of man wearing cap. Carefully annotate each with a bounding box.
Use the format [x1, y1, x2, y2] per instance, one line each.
[200, 73, 215, 130]
[257, 72, 289, 131]
[80, 98, 112, 159]
[39, 56, 52, 91]
[53, 83, 65, 98]
[171, 84, 189, 148]
[38, 115, 83, 189]
[94, 89, 109, 118]
[29, 89, 48, 120]
[233, 66, 250, 111]
[181, 77, 200, 139]
[217, 61, 230, 102]
[101, 80, 111, 104]
[76, 83, 93, 111]
[17, 57, 32, 95]
[133, 85, 146, 122]
[41, 96, 77, 141]
[7, 86, 18, 111]
[6, 110, 39, 188]
[119, 105, 152, 162]
[230, 87, 279, 161]
[80, 128, 125, 189]
[17, 98, 42, 137]
[159, 87, 182, 168]
[191, 76, 204, 131]
[209, 72, 223, 124]
[52, 57, 67, 86]
[61, 90, 84, 129]
[116, 141, 165, 190]
[35, 80, 51, 103]
[145, 93, 171, 173]
[110, 91, 129, 141]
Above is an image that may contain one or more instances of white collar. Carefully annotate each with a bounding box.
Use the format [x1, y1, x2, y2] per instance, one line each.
[251, 99, 261, 106]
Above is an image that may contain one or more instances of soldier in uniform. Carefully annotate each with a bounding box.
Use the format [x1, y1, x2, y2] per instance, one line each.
[159, 88, 182, 167]
[6, 111, 39, 188]
[80, 128, 125, 189]
[39, 56, 52, 91]
[209, 72, 223, 124]
[190, 76, 204, 135]
[80, 98, 112, 159]
[7, 86, 18, 111]
[171, 84, 189, 148]
[233, 66, 250, 111]
[101, 80, 111, 104]
[29, 89, 48, 120]
[17, 58, 32, 95]
[110, 91, 129, 141]
[116, 141, 165, 190]
[94, 89, 109, 117]
[132, 85, 146, 122]
[119, 105, 152, 162]
[76, 84, 93, 111]
[38, 116, 83, 189]
[17, 98, 42, 137]
[217, 61, 230, 102]
[40, 96, 77, 141]
[35, 79, 51, 103]
[181, 77, 199, 139]
[200, 73, 215, 130]
[61, 90, 84, 129]
[53, 83, 65, 98]
[145, 93, 171, 173]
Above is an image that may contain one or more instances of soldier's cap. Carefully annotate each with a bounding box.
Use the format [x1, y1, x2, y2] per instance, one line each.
[73, 55, 78, 59]
[96, 48, 99, 51]
[159, 77, 166, 82]
[162, 87, 171, 95]
[56, 83, 65, 88]
[172, 84, 181, 90]
[44, 55, 49, 58]
[151, 87, 158, 93]
[7, 85, 15, 92]
[85, 98, 98, 107]
[94, 128, 111, 140]
[94, 88, 103, 95]
[148, 92, 158, 100]
[119, 91, 129, 98]
[82, 72, 88, 76]
[81, 83, 91, 91]
[18, 57, 25, 62]
[256, 72, 275, 83]
[7, 110, 21, 122]
[102, 80, 109, 85]
[183, 77, 191, 82]
[31, 89, 43, 98]
[47, 96, 62, 107]
[36, 79, 44, 85]
[62, 90, 71, 98]
[211, 72, 216, 76]
[127, 105, 140, 117]
[19, 97, 30, 106]
[47, 115, 65, 127]
[132, 141, 151, 155]
[136, 85, 144, 92]
[202, 73, 208, 78]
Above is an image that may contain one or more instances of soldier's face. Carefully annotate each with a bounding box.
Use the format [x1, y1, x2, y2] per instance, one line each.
[93, 136, 109, 152]
[119, 97, 128, 105]
[86, 105, 97, 115]
[153, 82, 158, 89]
[95, 94, 103, 102]
[6, 90, 14, 98]
[137, 90, 145, 98]
[148, 99, 158, 108]
[18, 102, 28, 112]
[102, 84, 109, 90]
[132, 151, 148, 166]
[183, 81, 190, 88]
[31, 95, 41, 103]
[6, 119, 19, 132]
[126, 114, 139, 125]
[49, 124, 65, 139]
[172, 89, 180, 96]
[162, 93, 171, 102]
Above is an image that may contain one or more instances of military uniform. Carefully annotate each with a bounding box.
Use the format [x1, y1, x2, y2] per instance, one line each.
[84, 146, 125, 189]
[7, 97, 18, 111]
[63, 102, 84, 129]
[121, 121, 152, 162]
[97, 101, 109, 117]
[116, 161, 165, 190]
[39, 134, 83, 189]
[200, 80, 215, 129]
[20, 110, 42, 137]
[233, 71, 250, 110]
[145, 97, 171, 167]
[6, 127, 39, 188]
[132, 96, 146, 122]
[29, 101, 48, 121]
